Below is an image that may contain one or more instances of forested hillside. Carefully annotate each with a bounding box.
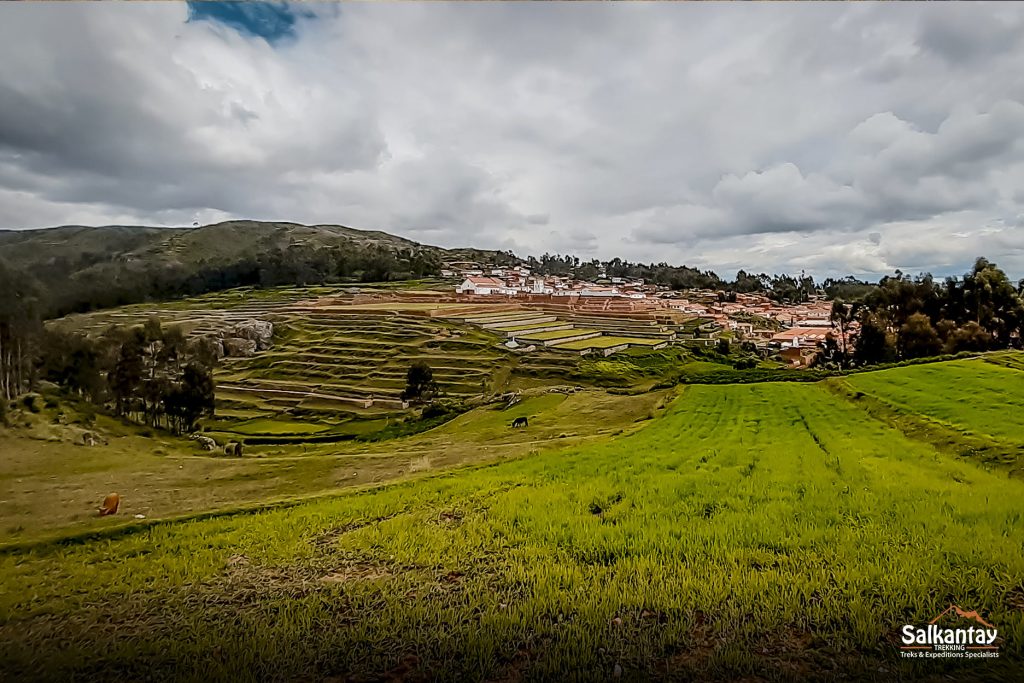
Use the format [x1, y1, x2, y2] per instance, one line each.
[0, 221, 488, 317]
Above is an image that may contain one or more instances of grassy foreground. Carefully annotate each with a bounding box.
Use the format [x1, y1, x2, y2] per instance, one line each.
[2, 376, 1023, 681]
[0, 390, 666, 544]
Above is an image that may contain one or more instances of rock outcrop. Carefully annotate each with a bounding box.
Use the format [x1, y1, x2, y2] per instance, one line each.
[222, 337, 257, 357]
[230, 320, 274, 350]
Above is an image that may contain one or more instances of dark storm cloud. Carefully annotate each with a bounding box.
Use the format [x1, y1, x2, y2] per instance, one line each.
[1, 2, 1024, 278]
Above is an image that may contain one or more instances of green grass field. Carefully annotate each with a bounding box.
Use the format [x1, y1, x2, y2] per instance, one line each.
[844, 360, 1024, 444]
[0, 390, 667, 544]
[2, 361, 1023, 682]
[554, 335, 666, 350]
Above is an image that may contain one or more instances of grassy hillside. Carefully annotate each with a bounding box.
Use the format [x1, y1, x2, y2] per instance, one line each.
[0, 389, 669, 543]
[843, 360, 1024, 444]
[2, 360, 1023, 681]
[0, 220, 497, 315]
[0, 221, 418, 267]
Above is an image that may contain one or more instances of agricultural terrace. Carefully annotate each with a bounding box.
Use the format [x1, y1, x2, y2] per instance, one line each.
[519, 328, 601, 341]
[556, 335, 667, 351]
[46, 287, 701, 447]
[215, 311, 502, 414]
[498, 322, 569, 333]
[3, 375, 1023, 681]
[448, 305, 682, 355]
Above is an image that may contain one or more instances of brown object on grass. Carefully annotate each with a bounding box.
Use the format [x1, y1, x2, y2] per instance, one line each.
[98, 492, 120, 516]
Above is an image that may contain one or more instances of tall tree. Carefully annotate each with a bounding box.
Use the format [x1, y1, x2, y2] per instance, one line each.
[899, 313, 943, 359]
[0, 260, 43, 401]
[166, 363, 215, 434]
[854, 312, 896, 365]
[829, 300, 857, 367]
[401, 361, 439, 403]
[111, 329, 145, 418]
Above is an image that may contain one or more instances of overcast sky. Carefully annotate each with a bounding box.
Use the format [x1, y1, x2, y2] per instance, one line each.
[2, 2, 1024, 279]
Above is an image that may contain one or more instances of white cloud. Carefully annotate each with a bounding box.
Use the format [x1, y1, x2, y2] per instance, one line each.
[1, 2, 1024, 278]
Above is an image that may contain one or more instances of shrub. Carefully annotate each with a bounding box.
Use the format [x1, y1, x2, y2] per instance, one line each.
[422, 399, 464, 419]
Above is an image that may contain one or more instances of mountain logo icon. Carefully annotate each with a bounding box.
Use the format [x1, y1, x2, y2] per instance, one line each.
[929, 604, 996, 630]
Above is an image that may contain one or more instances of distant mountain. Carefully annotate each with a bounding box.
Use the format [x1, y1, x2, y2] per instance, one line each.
[0, 220, 503, 316]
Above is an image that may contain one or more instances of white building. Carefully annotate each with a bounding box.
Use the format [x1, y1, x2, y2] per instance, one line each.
[456, 276, 516, 296]
[578, 286, 620, 297]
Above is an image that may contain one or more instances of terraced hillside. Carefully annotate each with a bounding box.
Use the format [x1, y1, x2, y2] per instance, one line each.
[48, 285, 312, 336]
[453, 309, 676, 355]
[3, 362, 1023, 681]
[48, 288, 702, 446]
[215, 311, 508, 419]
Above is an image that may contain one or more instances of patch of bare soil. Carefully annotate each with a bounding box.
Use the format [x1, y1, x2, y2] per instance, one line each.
[485, 647, 532, 683]
[435, 509, 464, 526]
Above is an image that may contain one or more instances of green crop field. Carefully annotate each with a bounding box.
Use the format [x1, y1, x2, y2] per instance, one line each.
[554, 335, 665, 350]
[226, 418, 332, 436]
[843, 359, 1024, 445]
[3, 363, 1023, 682]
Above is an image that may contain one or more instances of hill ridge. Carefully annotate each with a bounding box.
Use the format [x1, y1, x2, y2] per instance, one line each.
[0, 220, 501, 316]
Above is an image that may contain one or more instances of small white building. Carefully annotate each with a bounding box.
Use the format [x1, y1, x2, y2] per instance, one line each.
[527, 277, 554, 294]
[457, 276, 516, 296]
[579, 286, 621, 297]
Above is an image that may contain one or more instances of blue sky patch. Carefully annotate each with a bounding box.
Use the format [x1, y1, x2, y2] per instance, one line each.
[187, 2, 314, 44]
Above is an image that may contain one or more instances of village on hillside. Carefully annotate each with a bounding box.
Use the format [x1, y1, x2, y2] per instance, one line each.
[444, 260, 852, 367]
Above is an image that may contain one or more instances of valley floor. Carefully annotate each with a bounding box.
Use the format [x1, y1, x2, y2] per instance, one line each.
[2, 359, 1024, 681]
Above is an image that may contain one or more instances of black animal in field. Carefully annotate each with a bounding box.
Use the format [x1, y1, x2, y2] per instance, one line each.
[511, 416, 528, 428]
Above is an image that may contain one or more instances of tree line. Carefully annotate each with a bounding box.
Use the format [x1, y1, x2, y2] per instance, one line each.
[28, 243, 443, 318]
[523, 253, 851, 303]
[821, 258, 1024, 367]
[38, 316, 216, 434]
[1, 260, 216, 434]
[0, 261, 43, 404]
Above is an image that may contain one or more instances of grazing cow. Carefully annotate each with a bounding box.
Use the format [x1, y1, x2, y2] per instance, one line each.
[98, 492, 120, 517]
[224, 441, 244, 456]
[511, 416, 528, 428]
[196, 435, 217, 451]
